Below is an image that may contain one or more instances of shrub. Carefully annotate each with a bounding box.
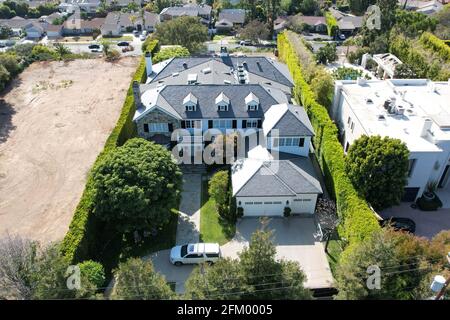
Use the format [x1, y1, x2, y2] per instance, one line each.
[277, 31, 380, 247]
[153, 46, 189, 64]
[237, 207, 244, 218]
[78, 260, 106, 289]
[283, 207, 291, 217]
[105, 49, 120, 62]
[209, 170, 230, 219]
[419, 32, 450, 62]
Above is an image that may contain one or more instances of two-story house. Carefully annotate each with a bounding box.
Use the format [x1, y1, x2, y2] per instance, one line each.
[132, 49, 323, 216]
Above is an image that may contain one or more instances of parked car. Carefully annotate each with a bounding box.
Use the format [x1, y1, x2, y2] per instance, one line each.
[90, 49, 101, 53]
[142, 30, 147, 36]
[339, 34, 346, 40]
[380, 217, 416, 233]
[133, 30, 139, 36]
[239, 40, 252, 46]
[139, 34, 146, 41]
[117, 41, 129, 47]
[88, 44, 100, 49]
[170, 243, 221, 266]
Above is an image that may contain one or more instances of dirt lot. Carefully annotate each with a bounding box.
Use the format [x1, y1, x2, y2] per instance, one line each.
[0, 57, 139, 244]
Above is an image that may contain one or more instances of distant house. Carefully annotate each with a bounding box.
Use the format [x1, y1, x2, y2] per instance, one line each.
[46, 24, 63, 38]
[291, 15, 327, 33]
[101, 11, 159, 36]
[329, 8, 364, 35]
[160, 4, 212, 25]
[0, 16, 44, 39]
[63, 17, 105, 35]
[105, 0, 143, 8]
[215, 9, 246, 31]
[273, 16, 289, 36]
[398, 0, 444, 14]
[59, 0, 101, 14]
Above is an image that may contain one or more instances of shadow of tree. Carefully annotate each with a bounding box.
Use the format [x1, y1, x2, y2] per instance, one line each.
[0, 98, 16, 144]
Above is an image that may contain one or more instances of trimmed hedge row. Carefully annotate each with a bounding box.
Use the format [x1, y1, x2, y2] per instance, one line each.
[419, 32, 450, 62]
[61, 41, 160, 263]
[277, 32, 380, 246]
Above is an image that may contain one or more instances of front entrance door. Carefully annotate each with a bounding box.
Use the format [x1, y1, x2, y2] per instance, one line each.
[438, 165, 450, 188]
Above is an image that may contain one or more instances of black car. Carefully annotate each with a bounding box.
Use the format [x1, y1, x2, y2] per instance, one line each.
[88, 44, 100, 49]
[117, 41, 129, 47]
[380, 217, 416, 233]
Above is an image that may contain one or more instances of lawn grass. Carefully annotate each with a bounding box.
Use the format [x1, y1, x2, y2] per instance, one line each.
[104, 35, 134, 42]
[199, 179, 235, 245]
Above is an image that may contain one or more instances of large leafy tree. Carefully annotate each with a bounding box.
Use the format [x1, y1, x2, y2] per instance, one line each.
[345, 135, 409, 210]
[336, 228, 448, 300]
[184, 223, 312, 299]
[316, 43, 337, 64]
[154, 16, 208, 53]
[112, 258, 175, 300]
[208, 170, 230, 216]
[238, 20, 270, 43]
[91, 138, 182, 234]
[0, 235, 102, 300]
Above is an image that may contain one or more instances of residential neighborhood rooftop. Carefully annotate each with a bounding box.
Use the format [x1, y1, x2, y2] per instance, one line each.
[334, 79, 450, 152]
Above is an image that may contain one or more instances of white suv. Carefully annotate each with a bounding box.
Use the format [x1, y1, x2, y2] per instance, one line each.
[170, 243, 221, 266]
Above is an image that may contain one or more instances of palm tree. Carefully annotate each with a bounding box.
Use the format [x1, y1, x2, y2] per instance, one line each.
[53, 43, 71, 60]
[101, 40, 111, 56]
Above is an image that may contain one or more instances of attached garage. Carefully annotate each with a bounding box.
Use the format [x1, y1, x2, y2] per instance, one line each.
[232, 148, 323, 217]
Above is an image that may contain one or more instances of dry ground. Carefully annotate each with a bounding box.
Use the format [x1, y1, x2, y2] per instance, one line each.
[0, 57, 139, 244]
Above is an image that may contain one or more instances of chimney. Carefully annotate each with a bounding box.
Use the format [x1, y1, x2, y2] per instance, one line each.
[145, 51, 152, 77]
[132, 80, 141, 108]
[420, 118, 433, 138]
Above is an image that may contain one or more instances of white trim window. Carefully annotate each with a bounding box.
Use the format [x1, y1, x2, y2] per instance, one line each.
[185, 120, 202, 129]
[246, 120, 258, 128]
[149, 123, 169, 132]
[213, 119, 232, 129]
[218, 104, 228, 111]
[273, 137, 305, 147]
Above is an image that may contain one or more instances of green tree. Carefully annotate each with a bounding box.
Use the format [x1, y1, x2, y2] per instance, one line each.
[91, 138, 182, 234]
[393, 63, 416, 78]
[0, 64, 10, 91]
[184, 223, 312, 299]
[237, 19, 270, 43]
[316, 42, 337, 64]
[101, 39, 111, 56]
[0, 53, 20, 76]
[298, 0, 319, 15]
[336, 228, 444, 300]
[53, 43, 71, 60]
[0, 5, 15, 19]
[0, 25, 12, 39]
[78, 260, 105, 289]
[112, 258, 175, 300]
[393, 9, 437, 37]
[345, 135, 409, 210]
[208, 170, 230, 217]
[153, 46, 190, 64]
[310, 68, 334, 108]
[154, 16, 208, 53]
[332, 66, 364, 80]
[348, 0, 372, 15]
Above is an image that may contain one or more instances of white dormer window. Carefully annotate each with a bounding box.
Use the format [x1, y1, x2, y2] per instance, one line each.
[245, 92, 259, 111]
[183, 93, 197, 111]
[187, 74, 198, 85]
[215, 92, 230, 111]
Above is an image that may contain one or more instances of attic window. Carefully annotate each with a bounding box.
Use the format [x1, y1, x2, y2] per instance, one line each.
[183, 93, 197, 111]
[215, 92, 230, 111]
[187, 74, 197, 85]
[218, 104, 228, 111]
[245, 92, 259, 110]
[378, 115, 386, 120]
[366, 98, 373, 104]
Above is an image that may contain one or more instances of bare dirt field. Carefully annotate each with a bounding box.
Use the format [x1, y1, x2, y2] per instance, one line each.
[0, 57, 139, 244]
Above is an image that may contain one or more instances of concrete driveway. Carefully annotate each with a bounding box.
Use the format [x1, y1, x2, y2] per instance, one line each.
[380, 203, 450, 239]
[221, 217, 334, 289]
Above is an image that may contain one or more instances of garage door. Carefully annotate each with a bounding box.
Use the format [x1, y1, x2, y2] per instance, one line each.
[242, 200, 284, 216]
[291, 198, 315, 214]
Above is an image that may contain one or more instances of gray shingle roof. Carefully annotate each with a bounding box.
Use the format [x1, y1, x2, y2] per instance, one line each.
[271, 105, 314, 136]
[218, 9, 246, 24]
[158, 84, 280, 119]
[150, 56, 294, 88]
[236, 159, 322, 197]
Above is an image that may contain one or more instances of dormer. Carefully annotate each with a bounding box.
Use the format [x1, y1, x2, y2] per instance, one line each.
[245, 92, 259, 111]
[183, 93, 197, 111]
[215, 92, 230, 111]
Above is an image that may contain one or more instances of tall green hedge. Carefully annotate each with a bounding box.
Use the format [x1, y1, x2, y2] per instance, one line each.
[277, 32, 380, 247]
[61, 41, 160, 263]
[419, 32, 450, 62]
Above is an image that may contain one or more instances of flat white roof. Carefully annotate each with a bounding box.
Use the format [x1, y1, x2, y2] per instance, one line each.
[337, 79, 450, 152]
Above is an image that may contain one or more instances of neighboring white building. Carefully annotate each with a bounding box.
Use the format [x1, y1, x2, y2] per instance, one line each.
[332, 78, 450, 201]
[361, 53, 402, 79]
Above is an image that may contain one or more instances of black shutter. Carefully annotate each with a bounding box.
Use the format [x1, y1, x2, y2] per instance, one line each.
[299, 138, 305, 147]
[242, 120, 247, 128]
[232, 120, 237, 129]
[143, 123, 149, 132]
[168, 123, 173, 132]
[208, 120, 213, 128]
[257, 120, 262, 128]
[181, 120, 186, 129]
